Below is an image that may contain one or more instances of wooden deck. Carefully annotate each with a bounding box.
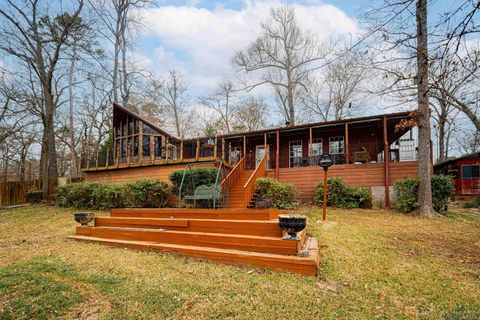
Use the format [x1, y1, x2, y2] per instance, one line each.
[68, 208, 319, 275]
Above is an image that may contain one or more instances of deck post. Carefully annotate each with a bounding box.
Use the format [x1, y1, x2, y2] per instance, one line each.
[243, 135, 246, 158]
[139, 122, 143, 165]
[113, 126, 117, 168]
[276, 129, 280, 180]
[214, 134, 218, 161]
[221, 138, 225, 161]
[180, 138, 184, 162]
[95, 146, 99, 169]
[383, 116, 390, 208]
[196, 138, 200, 160]
[228, 143, 231, 164]
[150, 136, 154, 164]
[309, 127, 313, 165]
[345, 122, 349, 164]
[106, 148, 109, 168]
[86, 146, 90, 170]
[165, 136, 170, 163]
[264, 133, 267, 163]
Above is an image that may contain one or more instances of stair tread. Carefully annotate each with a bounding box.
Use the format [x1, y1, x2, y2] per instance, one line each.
[68, 235, 317, 264]
[89, 225, 286, 241]
[97, 217, 278, 223]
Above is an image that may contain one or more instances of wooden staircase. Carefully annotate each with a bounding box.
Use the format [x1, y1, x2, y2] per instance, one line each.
[226, 169, 253, 208]
[68, 208, 319, 275]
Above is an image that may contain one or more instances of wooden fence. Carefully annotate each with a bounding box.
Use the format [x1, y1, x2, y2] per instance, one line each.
[0, 178, 82, 207]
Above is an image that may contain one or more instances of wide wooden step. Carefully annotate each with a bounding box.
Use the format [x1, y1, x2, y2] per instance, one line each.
[76, 226, 301, 255]
[67, 235, 319, 275]
[94, 217, 283, 237]
[110, 208, 284, 220]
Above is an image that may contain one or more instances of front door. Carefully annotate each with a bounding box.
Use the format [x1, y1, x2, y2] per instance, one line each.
[255, 145, 270, 168]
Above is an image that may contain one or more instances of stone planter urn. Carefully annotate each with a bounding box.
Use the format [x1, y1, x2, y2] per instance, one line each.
[278, 214, 306, 240]
[74, 212, 95, 226]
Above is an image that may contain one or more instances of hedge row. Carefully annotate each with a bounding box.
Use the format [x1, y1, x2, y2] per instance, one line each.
[56, 179, 171, 210]
[169, 167, 219, 195]
[314, 177, 371, 209]
[394, 175, 454, 214]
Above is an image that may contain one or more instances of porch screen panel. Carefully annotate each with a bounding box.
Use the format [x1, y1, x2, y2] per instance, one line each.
[312, 138, 322, 164]
[329, 136, 344, 164]
[154, 136, 162, 158]
[142, 135, 150, 157]
[289, 140, 302, 167]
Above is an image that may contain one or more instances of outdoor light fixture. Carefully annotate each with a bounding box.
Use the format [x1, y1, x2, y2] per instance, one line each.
[318, 154, 333, 223]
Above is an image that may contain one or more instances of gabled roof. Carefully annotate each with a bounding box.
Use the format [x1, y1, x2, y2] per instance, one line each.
[113, 102, 180, 140]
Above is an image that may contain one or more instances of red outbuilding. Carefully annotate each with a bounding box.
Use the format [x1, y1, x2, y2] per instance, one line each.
[434, 152, 480, 196]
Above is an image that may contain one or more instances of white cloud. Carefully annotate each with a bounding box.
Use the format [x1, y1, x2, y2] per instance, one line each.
[137, 1, 360, 96]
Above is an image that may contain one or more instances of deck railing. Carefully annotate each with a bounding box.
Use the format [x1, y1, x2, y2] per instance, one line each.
[243, 155, 267, 207]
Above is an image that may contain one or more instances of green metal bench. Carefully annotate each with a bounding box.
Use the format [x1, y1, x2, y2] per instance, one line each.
[184, 185, 222, 208]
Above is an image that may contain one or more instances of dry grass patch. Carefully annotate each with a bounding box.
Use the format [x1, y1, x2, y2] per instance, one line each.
[0, 204, 479, 319]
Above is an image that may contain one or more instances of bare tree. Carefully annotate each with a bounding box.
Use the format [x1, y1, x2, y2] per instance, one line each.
[0, 0, 84, 197]
[199, 80, 237, 134]
[90, 0, 155, 105]
[159, 70, 188, 137]
[233, 97, 268, 132]
[233, 6, 330, 125]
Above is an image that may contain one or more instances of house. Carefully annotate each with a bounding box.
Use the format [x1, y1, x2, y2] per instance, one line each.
[434, 152, 480, 196]
[81, 102, 421, 208]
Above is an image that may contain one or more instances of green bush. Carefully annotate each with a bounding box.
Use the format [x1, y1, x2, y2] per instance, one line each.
[463, 200, 480, 208]
[394, 178, 419, 213]
[26, 188, 43, 204]
[394, 175, 454, 214]
[124, 179, 171, 208]
[56, 179, 171, 209]
[314, 177, 371, 209]
[254, 177, 299, 210]
[169, 167, 219, 195]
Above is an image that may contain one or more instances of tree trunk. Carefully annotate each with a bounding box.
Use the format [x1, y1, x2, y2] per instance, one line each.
[68, 43, 78, 178]
[438, 113, 445, 162]
[414, 0, 438, 217]
[121, 30, 129, 105]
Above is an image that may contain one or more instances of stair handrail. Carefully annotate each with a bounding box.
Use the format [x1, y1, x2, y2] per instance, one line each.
[220, 156, 245, 208]
[213, 161, 224, 209]
[178, 164, 195, 208]
[243, 155, 267, 207]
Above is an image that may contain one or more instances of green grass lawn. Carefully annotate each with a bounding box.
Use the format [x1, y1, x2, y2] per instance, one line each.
[0, 205, 479, 320]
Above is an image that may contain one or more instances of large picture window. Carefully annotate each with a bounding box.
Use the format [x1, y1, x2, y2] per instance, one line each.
[289, 140, 302, 167]
[462, 164, 480, 179]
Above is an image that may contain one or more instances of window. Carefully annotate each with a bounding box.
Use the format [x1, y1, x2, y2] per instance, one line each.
[154, 136, 162, 157]
[142, 135, 151, 157]
[462, 164, 480, 179]
[329, 136, 344, 154]
[289, 140, 302, 167]
[143, 124, 157, 134]
[312, 138, 323, 156]
[132, 136, 139, 157]
[121, 138, 127, 157]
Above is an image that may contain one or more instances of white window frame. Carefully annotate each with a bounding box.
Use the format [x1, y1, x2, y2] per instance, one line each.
[289, 140, 303, 167]
[329, 136, 344, 155]
[311, 138, 323, 156]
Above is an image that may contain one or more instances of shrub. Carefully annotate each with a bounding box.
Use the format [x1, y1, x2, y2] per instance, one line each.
[55, 179, 171, 209]
[394, 175, 454, 214]
[169, 167, 219, 195]
[394, 178, 419, 213]
[124, 179, 171, 208]
[254, 177, 299, 210]
[26, 188, 43, 204]
[463, 200, 480, 208]
[314, 177, 371, 209]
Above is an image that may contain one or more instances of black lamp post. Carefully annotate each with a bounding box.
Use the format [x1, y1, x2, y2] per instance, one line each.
[318, 154, 333, 223]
